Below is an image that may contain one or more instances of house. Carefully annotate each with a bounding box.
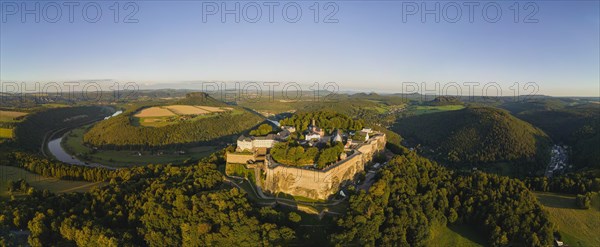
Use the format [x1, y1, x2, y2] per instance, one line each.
[554, 240, 565, 247]
[304, 119, 325, 140]
[332, 129, 343, 143]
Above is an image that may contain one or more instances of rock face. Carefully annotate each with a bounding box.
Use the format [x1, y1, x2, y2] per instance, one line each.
[259, 133, 386, 200]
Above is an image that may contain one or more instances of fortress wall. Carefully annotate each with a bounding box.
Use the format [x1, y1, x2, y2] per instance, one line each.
[261, 134, 386, 200]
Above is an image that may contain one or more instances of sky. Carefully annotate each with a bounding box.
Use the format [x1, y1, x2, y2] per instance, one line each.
[1, 0, 599, 96]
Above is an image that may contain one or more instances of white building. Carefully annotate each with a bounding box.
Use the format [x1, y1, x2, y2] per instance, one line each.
[237, 130, 290, 151]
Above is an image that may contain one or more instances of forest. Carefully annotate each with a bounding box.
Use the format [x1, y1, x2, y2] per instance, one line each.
[333, 152, 556, 246]
[1, 152, 297, 246]
[279, 111, 364, 135]
[83, 111, 262, 149]
[1, 149, 563, 246]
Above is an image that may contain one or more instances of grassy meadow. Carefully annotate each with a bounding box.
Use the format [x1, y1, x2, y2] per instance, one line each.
[427, 224, 486, 247]
[0, 166, 105, 197]
[535, 192, 600, 247]
[409, 105, 465, 115]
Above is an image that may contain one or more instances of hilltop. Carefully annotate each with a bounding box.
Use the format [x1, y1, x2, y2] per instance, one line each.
[174, 92, 226, 106]
[83, 94, 262, 149]
[393, 107, 550, 171]
[427, 96, 463, 106]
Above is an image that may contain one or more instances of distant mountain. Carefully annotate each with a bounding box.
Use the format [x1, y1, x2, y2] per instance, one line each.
[174, 92, 226, 106]
[394, 107, 550, 170]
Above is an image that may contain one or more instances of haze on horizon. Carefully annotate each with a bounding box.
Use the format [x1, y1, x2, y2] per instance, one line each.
[1, 1, 599, 97]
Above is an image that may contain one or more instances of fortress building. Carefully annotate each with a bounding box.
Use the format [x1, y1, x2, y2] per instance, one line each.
[305, 119, 325, 141]
[259, 133, 386, 200]
[226, 120, 386, 200]
[236, 129, 290, 151]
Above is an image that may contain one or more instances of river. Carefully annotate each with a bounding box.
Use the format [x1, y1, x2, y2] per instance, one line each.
[47, 137, 114, 169]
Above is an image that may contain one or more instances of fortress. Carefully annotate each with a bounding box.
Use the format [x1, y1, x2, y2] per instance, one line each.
[226, 123, 386, 200]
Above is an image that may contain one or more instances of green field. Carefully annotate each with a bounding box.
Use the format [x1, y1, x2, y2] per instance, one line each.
[535, 192, 600, 247]
[427, 223, 486, 247]
[0, 128, 13, 138]
[409, 105, 465, 115]
[0, 166, 105, 197]
[62, 125, 219, 167]
[135, 109, 245, 127]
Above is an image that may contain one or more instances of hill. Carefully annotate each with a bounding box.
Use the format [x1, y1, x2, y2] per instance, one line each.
[427, 96, 463, 106]
[393, 107, 550, 171]
[174, 92, 226, 106]
[83, 94, 262, 149]
[514, 103, 600, 169]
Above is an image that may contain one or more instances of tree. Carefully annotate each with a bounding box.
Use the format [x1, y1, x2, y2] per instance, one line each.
[27, 213, 49, 247]
[250, 124, 274, 136]
[576, 193, 592, 209]
[288, 212, 301, 223]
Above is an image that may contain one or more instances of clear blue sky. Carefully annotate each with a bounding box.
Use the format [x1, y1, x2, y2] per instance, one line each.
[1, 1, 599, 96]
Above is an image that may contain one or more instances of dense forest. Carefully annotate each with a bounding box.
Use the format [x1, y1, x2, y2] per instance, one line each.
[333, 152, 556, 246]
[13, 106, 111, 151]
[394, 107, 551, 172]
[279, 111, 364, 134]
[1, 150, 561, 246]
[1, 153, 297, 246]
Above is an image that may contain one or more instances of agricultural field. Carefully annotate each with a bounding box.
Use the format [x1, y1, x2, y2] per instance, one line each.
[534, 192, 600, 247]
[164, 105, 210, 115]
[0, 110, 27, 122]
[0, 128, 13, 138]
[0, 166, 105, 197]
[0, 110, 28, 139]
[407, 105, 465, 115]
[62, 125, 219, 167]
[133, 105, 234, 127]
[134, 106, 177, 117]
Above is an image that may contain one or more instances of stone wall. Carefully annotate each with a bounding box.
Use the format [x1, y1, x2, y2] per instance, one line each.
[259, 133, 386, 200]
